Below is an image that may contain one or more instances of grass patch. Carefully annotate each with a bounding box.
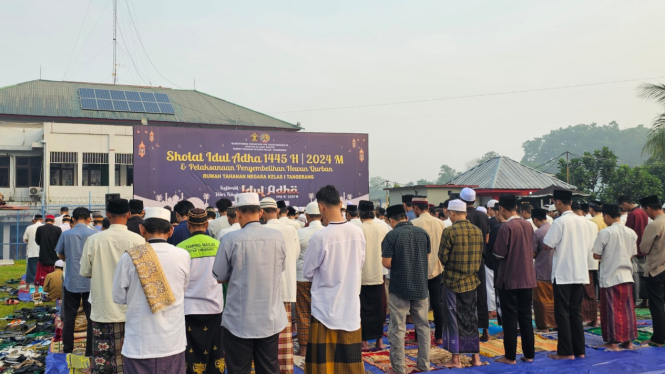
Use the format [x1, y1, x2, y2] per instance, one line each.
[0, 260, 55, 328]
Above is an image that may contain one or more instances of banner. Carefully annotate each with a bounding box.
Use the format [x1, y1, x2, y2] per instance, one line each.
[133, 125, 369, 209]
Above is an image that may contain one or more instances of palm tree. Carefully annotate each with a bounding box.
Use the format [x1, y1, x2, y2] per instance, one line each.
[640, 83, 665, 160]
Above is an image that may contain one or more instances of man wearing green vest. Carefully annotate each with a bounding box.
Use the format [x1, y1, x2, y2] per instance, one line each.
[177, 208, 225, 374]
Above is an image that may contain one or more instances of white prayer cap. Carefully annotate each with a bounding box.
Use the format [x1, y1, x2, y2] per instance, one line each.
[476, 206, 487, 214]
[260, 197, 278, 209]
[235, 193, 260, 207]
[448, 199, 467, 212]
[547, 204, 557, 212]
[55, 260, 65, 268]
[486, 199, 498, 208]
[144, 207, 171, 222]
[460, 188, 476, 202]
[306, 201, 321, 215]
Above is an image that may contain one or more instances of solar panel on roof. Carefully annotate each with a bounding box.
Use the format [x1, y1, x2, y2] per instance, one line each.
[158, 103, 175, 114]
[81, 98, 97, 110]
[113, 101, 129, 111]
[94, 89, 111, 99]
[140, 92, 155, 102]
[110, 90, 126, 100]
[143, 102, 159, 113]
[125, 91, 141, 101]
[154, 93, 169, 103]
[80, 89, 95, 98]
[78, 88, 175, 115]
[128, 101, 144, 112]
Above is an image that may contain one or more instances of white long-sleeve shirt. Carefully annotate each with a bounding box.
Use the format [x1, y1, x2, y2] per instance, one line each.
[296, 221, 325, 282]
[265, 219, 300, 302]
[303, 221, 365, 331]
[112, 241, 190, 359]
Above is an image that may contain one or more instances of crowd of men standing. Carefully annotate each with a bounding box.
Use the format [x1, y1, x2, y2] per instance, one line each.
[19, 185, 665, 374]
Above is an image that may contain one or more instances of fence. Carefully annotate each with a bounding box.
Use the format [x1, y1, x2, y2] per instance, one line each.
[0, 203, 106, 260]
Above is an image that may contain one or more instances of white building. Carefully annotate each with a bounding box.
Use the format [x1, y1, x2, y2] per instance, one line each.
[0, 79, 300, 206]
[0, 80, 299, 258]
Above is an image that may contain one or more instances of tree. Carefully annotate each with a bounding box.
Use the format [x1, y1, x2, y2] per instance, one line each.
[601, 165, 664, 203]
[369, 176, 387, 201]
[416, 179, 433, 185]
[405, 181, 415, 187]
[521, 122, 649, 168]
[639, 83, 665, 160]
[465, 151, 500, 170]
[436, 164, 459, 184]
[555, 147, 617, 196]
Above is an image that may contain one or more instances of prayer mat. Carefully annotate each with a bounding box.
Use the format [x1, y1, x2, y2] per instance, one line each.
[362, 350, 422, 373]
[305, 316, 364, 374]
[583, 332, 606, 347]
[384, 329, 435, 346]
[295, 282, 312, 349]
[587, 327, 653, 343]
[635, 308, 652, 320]
[91, 321, 124, 374]
[479, 338, 520, 357]
[68, 353, 90, 374]
[533, 335, 558, 352]
[279, 303, 294, 374]
[52, 338, 85, 354]
[405, 346, 485, 369]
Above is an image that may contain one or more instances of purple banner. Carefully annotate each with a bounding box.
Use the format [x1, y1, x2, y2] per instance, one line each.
[133, 125, 369, 209]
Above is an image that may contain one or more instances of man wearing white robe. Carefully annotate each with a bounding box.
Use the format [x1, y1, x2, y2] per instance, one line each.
[112, 207, 191, 374]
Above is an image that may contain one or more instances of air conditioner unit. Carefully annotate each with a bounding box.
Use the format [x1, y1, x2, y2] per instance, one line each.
[29, 187, 41, 197]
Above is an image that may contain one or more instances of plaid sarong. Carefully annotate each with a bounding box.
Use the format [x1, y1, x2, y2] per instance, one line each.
[305, 317, 364, 374]
[600, 283, 637, 344]
[35, 262, 55, 286]
[279, 303, 293, 374]
[296, 282, 312, 349]
[533, 280, 557, 330]
[92, 321, 125, 374]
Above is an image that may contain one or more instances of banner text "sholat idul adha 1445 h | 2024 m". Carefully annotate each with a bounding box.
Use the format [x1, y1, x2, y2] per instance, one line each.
[133, 125, 369, 208]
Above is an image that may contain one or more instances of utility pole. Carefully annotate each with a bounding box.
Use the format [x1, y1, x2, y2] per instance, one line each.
[112, 0, 117, 84]
[385, 180, 390, 208]
[566, 151, 570, 184]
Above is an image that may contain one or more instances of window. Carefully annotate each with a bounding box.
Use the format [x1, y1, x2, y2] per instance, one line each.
[15, 156, 42, 188]
[115, 153, 133, 186]
[82, 153, 109, 186]
[50, 152, 78, 186]
[0, 156, 8, 187]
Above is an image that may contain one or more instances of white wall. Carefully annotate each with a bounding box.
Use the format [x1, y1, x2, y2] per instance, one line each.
[0, 121, 135, 204]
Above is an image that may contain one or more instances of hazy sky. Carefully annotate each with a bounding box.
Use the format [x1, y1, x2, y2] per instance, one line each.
[2, 1, 664, 183]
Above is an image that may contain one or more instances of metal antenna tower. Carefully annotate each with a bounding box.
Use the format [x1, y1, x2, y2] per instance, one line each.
[112, 0, 117, 84]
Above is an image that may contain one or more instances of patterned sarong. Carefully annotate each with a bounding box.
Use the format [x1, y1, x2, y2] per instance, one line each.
[442, 286, 479, 354]
[126, 243, 175, 314]
[533, 280, 557, 329]
[600, 283, 637, 344]
[91, 321, 125, 374]
[296, 282, 312, 350]
[305, 317, 364, 374]
[360, 284, 385, 341]
[582, 271, 598, 324]
[185, 313, 224, 374]
[279, 303, 293, 374]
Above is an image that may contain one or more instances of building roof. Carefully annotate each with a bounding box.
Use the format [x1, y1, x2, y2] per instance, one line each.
[526, 185, 590, 198]
[0, 80, 299, 130]
[384, 184, 478, 190]
[449, 156, 576, 190]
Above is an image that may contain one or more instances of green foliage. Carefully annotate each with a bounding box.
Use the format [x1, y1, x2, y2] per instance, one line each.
[601, 165, 664, 202]
[556, 148, 663, 202]
[555, 147, 617, 195]
[416, 179, 433, 185]
[369, 176, 386, 201]
[521, 122, 649, 169]
[436, 164, 459, 184]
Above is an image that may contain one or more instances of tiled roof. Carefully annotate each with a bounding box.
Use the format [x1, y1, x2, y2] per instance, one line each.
[0, 80, 299, 130]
